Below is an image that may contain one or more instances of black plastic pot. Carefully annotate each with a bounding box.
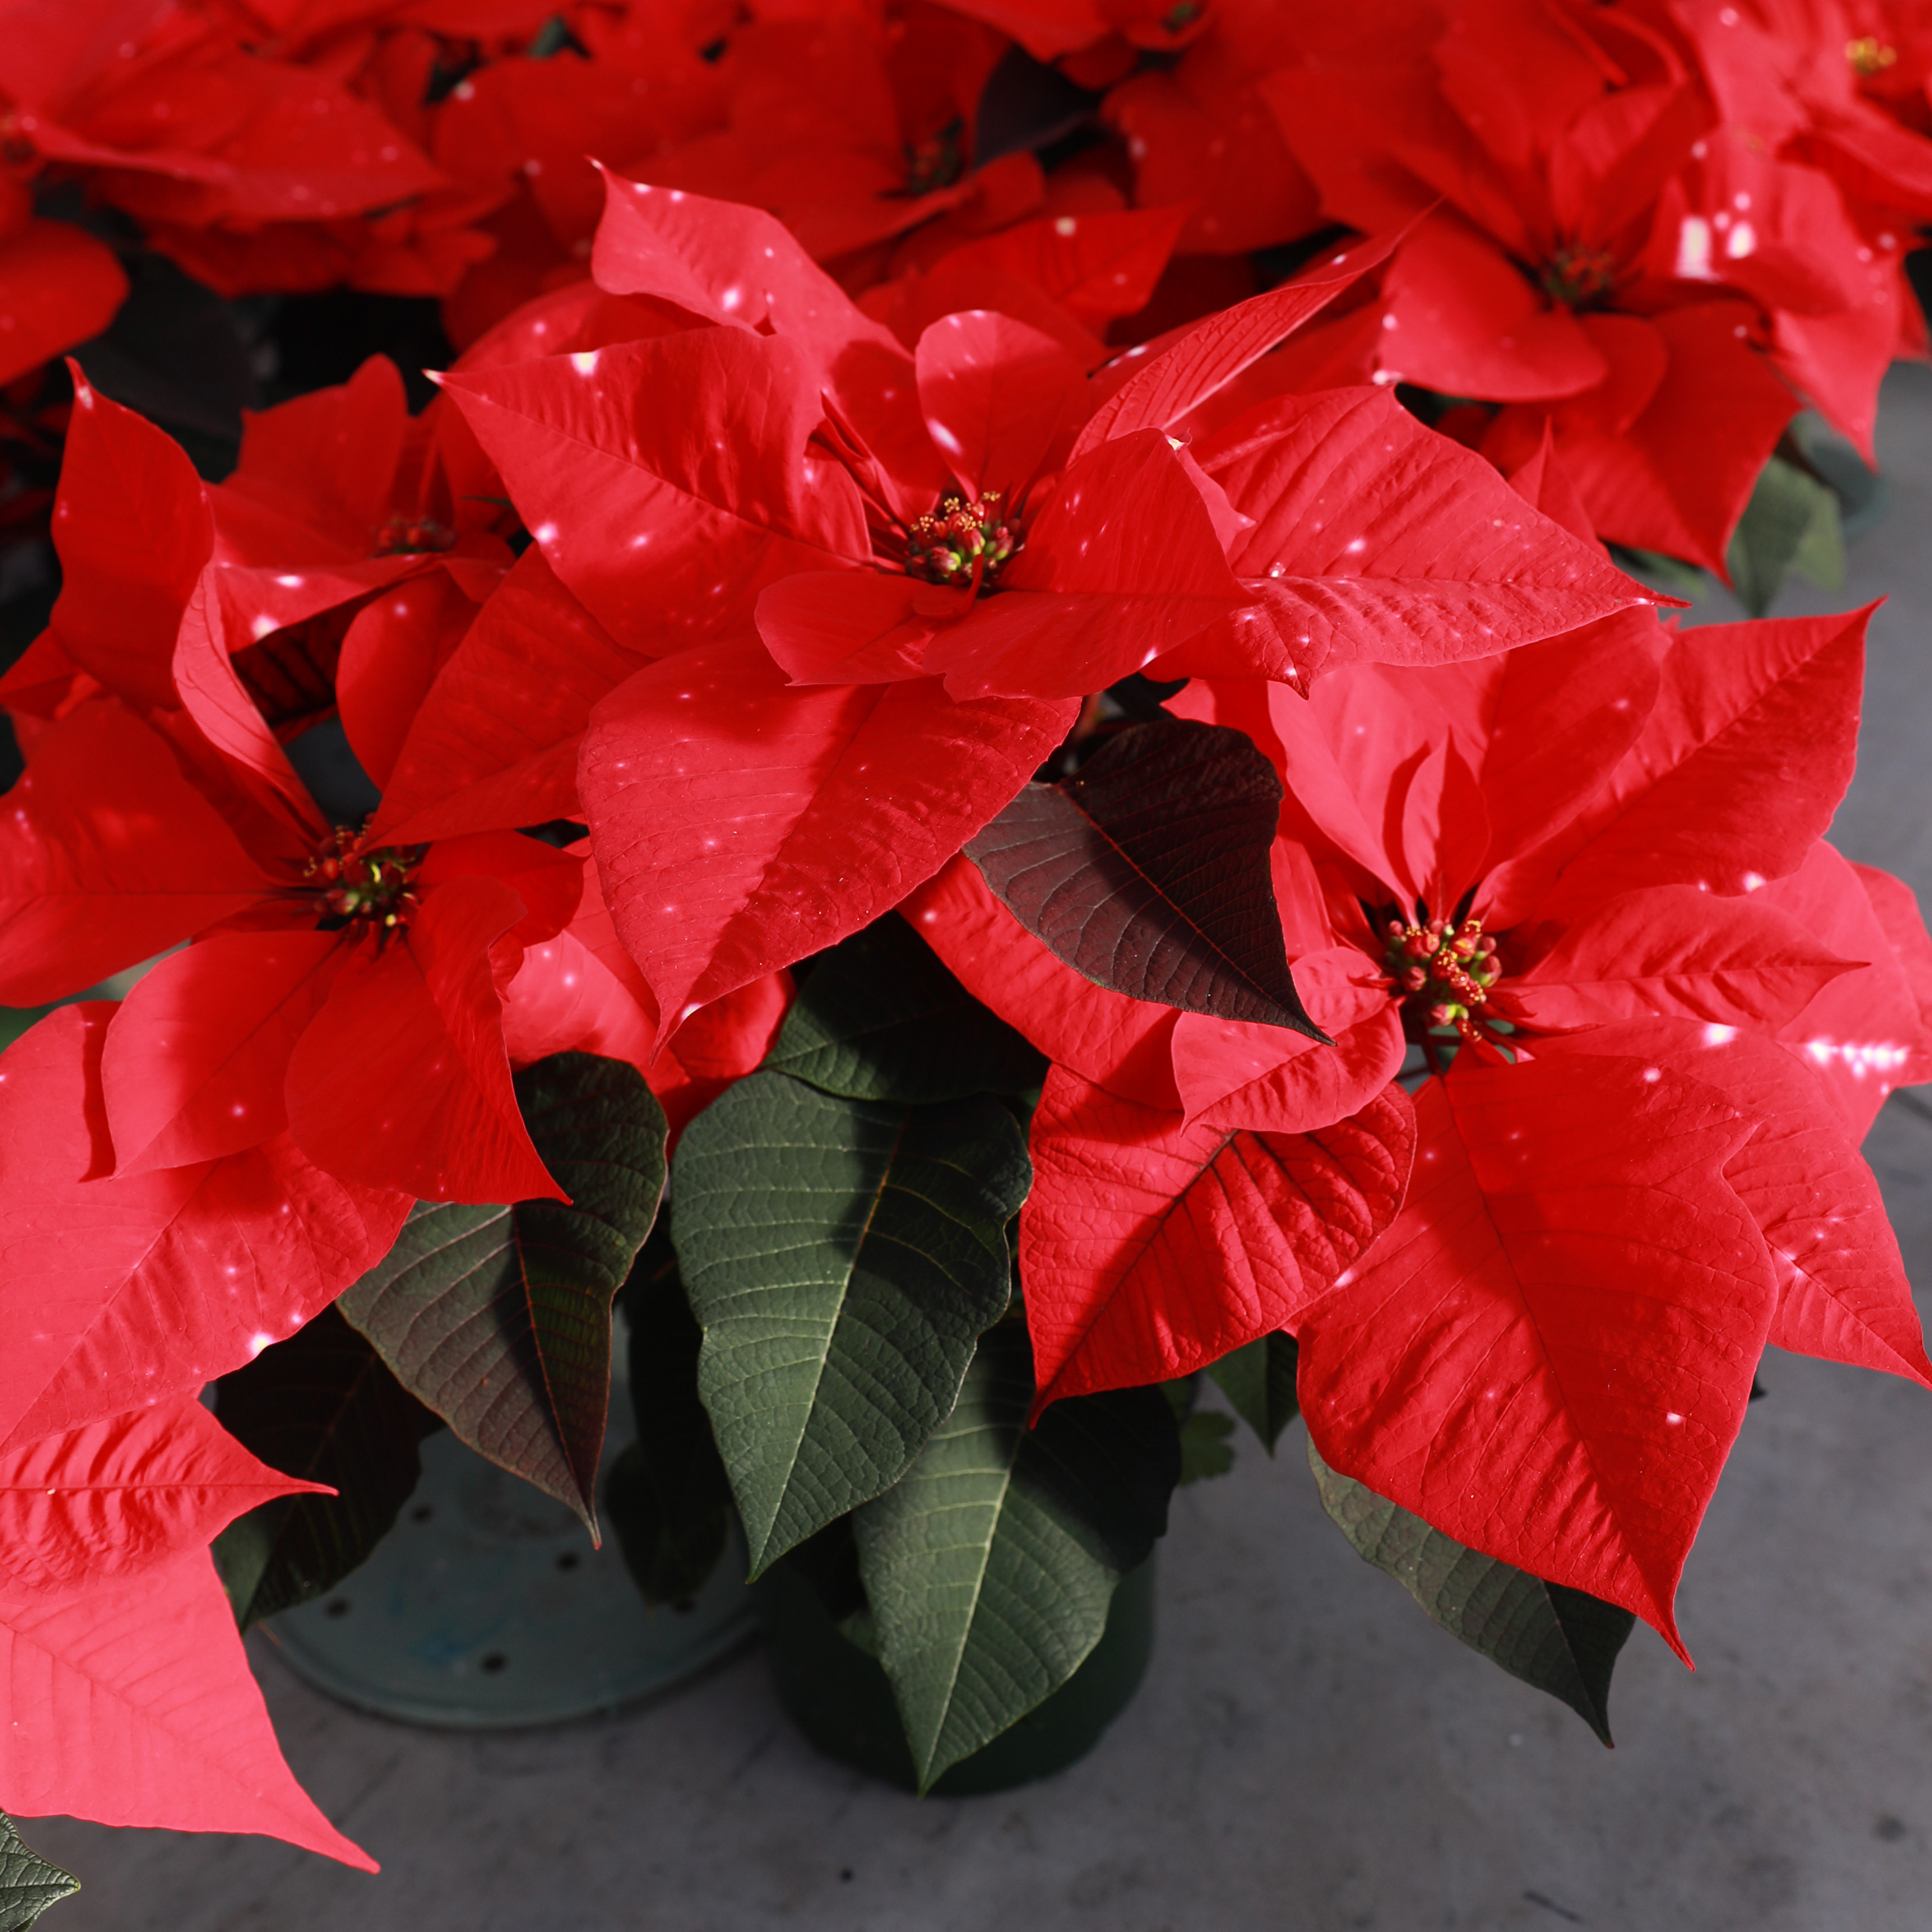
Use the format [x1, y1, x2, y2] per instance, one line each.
[758, 1556, 1157, 1796]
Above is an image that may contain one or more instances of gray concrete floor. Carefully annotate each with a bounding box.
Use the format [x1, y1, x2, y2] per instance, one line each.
[25, 365, 1932, 1931]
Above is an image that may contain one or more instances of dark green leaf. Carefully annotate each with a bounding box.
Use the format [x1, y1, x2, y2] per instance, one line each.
[1307, 1439, 1633, 1745]
[854, 1321, 1180, 1791]
[1605, 543, 1710, 602]
[338, 1052, 667, 1533]
[0, 1810, 78, 1930]
[964, 718, 1326, 1040]
[604, 1240, 731, 1607]
[764, 914, 1045, 1103]
[672, 1071, 1029, 1574]
[1208, 1330, 1300, 1452]
[1177, 1410, 1236, 1484]
[211, 1306, 441, 1630]
[1727, 452, 1845, 617]
[773, 1513, 876, 1651]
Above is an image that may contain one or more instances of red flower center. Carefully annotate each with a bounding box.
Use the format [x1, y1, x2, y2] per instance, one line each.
[373, 514, 455, 557]
[1541, 244, 1622, 309]
[306, 832, 424, 934]
[902, 492, 1022, 591]
[1382, 913, 1501, 1042]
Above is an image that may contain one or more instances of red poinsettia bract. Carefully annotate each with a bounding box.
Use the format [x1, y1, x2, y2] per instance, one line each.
[915, 598, 1932, 1653]
[1258, 0, 1932, 568]
[0, 371, 575, 1206]
[437, 175, 1649, 1043]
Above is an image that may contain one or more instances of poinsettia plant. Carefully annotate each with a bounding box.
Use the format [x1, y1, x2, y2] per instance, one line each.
[0, 0, 1929, 1913]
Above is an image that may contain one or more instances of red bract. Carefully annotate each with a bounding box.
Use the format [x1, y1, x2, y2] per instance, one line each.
[1256, 0, 1923, 565]
[0, 1385, 355, 1860]
[1661, 0, 1932, 448]
[442, 177, 1643, 1040]
[859, 204, 1191, 369]
[0, 1006, 408, 1454]
[1100, 0, 1325, 257]
[914, 595, 1931, 1649]
[1184, 607, 1931, 1646]
[627, 12, 1007, 264]
[1, 1543, 375, 1864]
[0, 182, 126, 390]
[0, 377, 579, 1204]
[0, 0, 451, 293]
[427, 9, 728, 344]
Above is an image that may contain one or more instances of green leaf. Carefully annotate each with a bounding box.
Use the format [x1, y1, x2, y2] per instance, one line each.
[854, 1321, 1179, 1791]
[1726, 453, 1846, 617]
[1307, 1438, 1634, 1745]
[672, 1070, 1030, 1574]
[0, 1810, 78, 1930]
[1604, 543, 1711, 602]
[337, 1052, 667, 1534]
[211, 1306, 441, 1630]
[1207, 1330, 1300, 1452]
[1177, 1410, 1236, 1483]
[763, 913, 1046, 1103]
[604, 1236, 732, 1607]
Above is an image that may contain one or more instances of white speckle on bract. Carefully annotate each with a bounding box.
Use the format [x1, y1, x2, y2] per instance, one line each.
[1803, 1037, 1912, 1079]
[1055, 217, 1078, 236]
[533, 522, 558, 543]
[1642, 1067, 1662, 1082]
[1703, 1024, 1739, 1046]
[275, 573, 305, 588]
[251, 614, 277, 640]
[571, 350, 600, 375]
[1742, 872, 1766, 891]
[248, 1332, 275, 1359]
[1675, 215, 1715, 280]
[1666, 1411, 1684, 1425]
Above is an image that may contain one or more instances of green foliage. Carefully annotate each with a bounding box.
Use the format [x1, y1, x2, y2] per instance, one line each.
[603, 1235, 733, 1607]
[1307, 1439, 1634, 1744]
[854, 1321, 1180, 1791]
[673, 1070, 1030, 1574]
[1177, 1410, 1236, 1484]
[0, 1811, 78, 1930]
[212, 1306, 441, 1630]
[338, 1052, 667, 1533]
[1207, 1331, 1301, 1452]
[1726, 452, 1846, 617]
[764, 913, 1046, 1103]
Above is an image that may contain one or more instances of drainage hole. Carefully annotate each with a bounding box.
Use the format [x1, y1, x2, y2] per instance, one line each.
[324, 1599, 352, 1619]
[480, 1652, 509, 1674]
[410, 1505, 434, 1523]
[555, 1552, 581, 1572]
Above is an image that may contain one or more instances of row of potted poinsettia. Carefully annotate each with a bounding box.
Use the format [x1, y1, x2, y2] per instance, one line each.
[3, 0, 1932, 1900]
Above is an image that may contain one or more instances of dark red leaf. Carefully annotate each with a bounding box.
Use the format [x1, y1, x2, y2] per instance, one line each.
[965, 718, 1324, 1037]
